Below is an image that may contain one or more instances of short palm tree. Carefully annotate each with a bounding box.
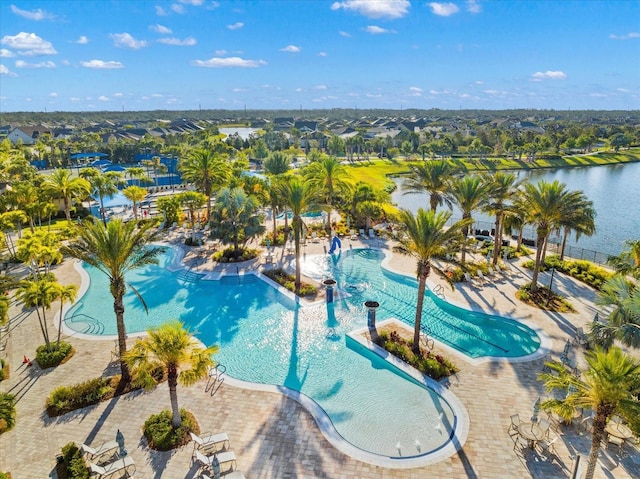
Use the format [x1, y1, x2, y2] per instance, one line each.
[540, 347, 640, 479]
[304, 157, 350, 232]
[122, 185, 148, 221]
[557, 190, 596, 260]
[402, 160, 457, 213]
[41, 169, 91, 222]
[394, 209, 470, 353]
[16, 277, 59, 351]
[124, 320, 218, 428]
[87, 171, 124, 226]
[179, 148, 230, 221]
[61, 219, 163, 384]
[608, 239, 640, 279]
[482, 172, 519, 265]
[55, 284, 78, 349]
[591, 275, 640, 349]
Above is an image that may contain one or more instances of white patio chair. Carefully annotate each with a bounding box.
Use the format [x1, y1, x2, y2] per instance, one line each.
[464, 272, 481, 288]
[202, 472, 246, 479]
[190, 431, 230, 455]
[537, 435, 559, 457]
[81, 440, 119, 465]
[368, 228, 376, 239]
[89, 455, 135, 479]
[194, 449, 236, 474]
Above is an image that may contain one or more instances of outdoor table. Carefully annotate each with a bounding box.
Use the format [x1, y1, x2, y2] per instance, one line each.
[519, 422, 545, 448]
[606, 422, 633, 440]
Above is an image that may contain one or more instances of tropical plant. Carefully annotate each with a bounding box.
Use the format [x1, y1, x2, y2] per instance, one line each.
[16, 229, 62, 278]
[142, 156, 167, 191]
[608, 239, 640, 279]
[156, 194, 182, 226]
[482, 172, 519, 265]
[277, 177, 319, 294]
[557, 190, 596, 260]
[16, 277, 59, 351]
[539, 347, 640, 479]
[304, 157, 350, 231]
[122, 186, 148, 221]
[124, 320, 217, 428]
[179, 148, 230, 220]
[0, 392, 16, 433]
[263, 151, 291, 176]
[209, 187, 265, 255]
[41, 169, 91, 222]
[61, 219, 163, 384]
[394, 209, 470, 353]
[402, 160, 457, 213]
[86, 170, 124, 226]
[591, 275, 640, 349]
[55, 284, 78, 349]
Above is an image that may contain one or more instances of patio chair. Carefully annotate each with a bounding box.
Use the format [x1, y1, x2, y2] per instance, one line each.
[350, 229, 358, 240]
[476, 270, 490, 284]
[368, 228, 376, 239]
[359, 229, 366, 239]
[81, 440, 119, 466]
[202, 472, 246, 479]
[538, 418, 551, 438]
[573, 327, 589, 347]
[464, 272, 481, 288]
[607, 434, 625, 453]
[190, 431, 230, 455]
[194, 449, 236, 474]
[579, 416, 594, 435]
[537, 435, 559, 457]
[88, 455, 135, 479]
[508, 414, 520, 437]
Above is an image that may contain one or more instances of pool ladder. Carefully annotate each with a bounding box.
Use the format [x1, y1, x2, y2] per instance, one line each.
[420, 325, 435, 351]
[432, 284, 446, 300]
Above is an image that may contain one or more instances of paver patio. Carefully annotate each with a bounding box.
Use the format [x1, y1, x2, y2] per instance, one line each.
[1, 233, 638, 478]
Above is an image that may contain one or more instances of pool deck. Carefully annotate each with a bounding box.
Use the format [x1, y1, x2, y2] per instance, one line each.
[1, 232, 639, 478]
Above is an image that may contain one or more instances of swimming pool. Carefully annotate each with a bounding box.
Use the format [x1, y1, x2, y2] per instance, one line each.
[65, 247, 538, 465]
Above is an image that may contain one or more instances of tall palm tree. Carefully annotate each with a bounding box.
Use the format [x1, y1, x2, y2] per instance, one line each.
[482, 172, 519, 266]
[557, 190, 596, 260]
[126, 166, 149, 187]
[41, 169, 91, 222]
[447, 175, 490, 264]
[55, 284, 78, 349]
[61, 219, 163, 384]
[608, 239, 640, 279]
[87, 171, 124, 226]
[522, 180, 569, 292]
[122, 186, 148, 221]
[591, 275, 640, 349]
[304, 157, 350, 232]
[124, 320, 217, 428]
[179, 148, 230, 221]
[16, 278, 59, 351]
[394, 209, 470, 353]
[402, 160, 457, 213]
[540, 347, 640, 479]
[277, 177, 319, 294]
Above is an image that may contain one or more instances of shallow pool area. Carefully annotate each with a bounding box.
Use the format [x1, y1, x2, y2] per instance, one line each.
[65, 246, 539, 466]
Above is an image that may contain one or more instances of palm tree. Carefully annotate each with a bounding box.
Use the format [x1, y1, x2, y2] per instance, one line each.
[61, 219, 163, 384]
[41, 169, 91, 222]
[122, 186, 148, 221]
[402, 160, 457, 213]
[482, 172, 519, 266]
[608, 239, 640, 279]
[304, 157, 350, 232]
[263, 152, 291, 176]
[55, 284, 78, 349]
[87, 171, 124, 226]
[447, 175, 490, 264]
[557, 190, 596, 260]
[522, 180, 569, 292]
[126, 166, 149, 187]
[590, 275, 640, 349]
[209, 187, 265, 255]
[394, 209, 470, 353]
[540, 347, 640, 479]
[16, 278, 59, 351]
[179, 148, 230, 221]
[124, 320, 217, 428]
[142, 156, 167, 192]
[277, 177, 319, 294]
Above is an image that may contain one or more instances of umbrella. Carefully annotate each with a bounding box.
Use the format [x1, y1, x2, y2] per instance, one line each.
[115, 429, 127, 457]
[531, 397, 541, 425]
[560, 339, 571, 364]
[503, 249, 509, 263]
[212, 455, 221, 479]
[486, 250, 492, 264]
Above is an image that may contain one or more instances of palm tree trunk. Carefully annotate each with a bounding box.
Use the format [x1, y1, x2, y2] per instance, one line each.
[294, 219, 301, 295]
[168, 364, 181, 428]
[113, 293, 131, 384]
[63, 197, 71, 222]
[413, 268, 429, 354]
[585, 411, 608, 479]
[530, 231, 546, 293]
[56, 299, 64, 348]
[492, 212, 502, 265]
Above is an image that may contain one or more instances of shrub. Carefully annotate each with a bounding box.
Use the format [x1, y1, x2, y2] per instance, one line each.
[143, 409, 199, 451]
[516, 282, 575, 313]
[262, 268, 318, 297]
[0, 472, 10, 479]
[36, 341, 74, 369]
[0, 392, 16, 434]
[212, 247, 259, 263]
[0, 358, 7, 382]
[523, 255, 613, 290]
[56, 442, 89, 479]
[47, 376, 119, 417]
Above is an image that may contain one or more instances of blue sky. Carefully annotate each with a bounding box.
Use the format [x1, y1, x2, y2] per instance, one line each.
[1, 0, 639, 112]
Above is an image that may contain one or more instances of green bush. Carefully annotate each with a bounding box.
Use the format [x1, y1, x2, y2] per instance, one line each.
[0, 392, 16, 434]
[0, 472, 10, 479]
[57, 443, 89, 479]
[0, 358, 7, 382]
[143, 409, 199, 451]
[36, 341, 74, 369]
[523, 255, 613, 290]
[212, 247, 259, 263]
[263, 268, 318, 297]
[47, 376, 119, 417]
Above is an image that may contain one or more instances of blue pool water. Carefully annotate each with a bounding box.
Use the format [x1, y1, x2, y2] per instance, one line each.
[66, 247, 539, 459]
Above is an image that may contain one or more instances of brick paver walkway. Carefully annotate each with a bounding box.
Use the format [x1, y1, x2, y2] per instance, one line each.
[1, 233, 638, 478]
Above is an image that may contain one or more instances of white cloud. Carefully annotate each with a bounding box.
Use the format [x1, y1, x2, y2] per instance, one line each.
[227, 22, 244, 30]
[0, 64, 17, 76]
[191, 56, 266, 68]
[314, 85, 327, 90]
[98, 95, 110, 101]
[364, 25, 394, 34]
[428, 2, 460, 17]
[113, 92, 124, 97]
[70, 97, 80, 102]
[616, 88, 630, 93]
[331, 0, 409, 19]
[155, 5, 168, 16]
[232, 87, 248, 92]
[49, 92, 57, 97]
[81, 59, 124, 69]
[179, 0, 204, 4]
[530, 70, 567, 81]
[10, 4, 55, 21]
[339, 31, 352, 38]
[171, 4, 185, 14]
[609, 32, 640, 40]
[150, 24, 172, 34]
[15, 60, 55, 68]
[214, 49, 228, 55]
[111, 33, 148, 49]
[281, 45, 301, 52]
[318, 51, 327, 57]
[0, 32, 57, 56]
[466, 0, 481, 14]
[157, 37, 197, 46]
[409, 86, 423, 92]
[0, 49, 14, 58]
[75, 36, 89, 44]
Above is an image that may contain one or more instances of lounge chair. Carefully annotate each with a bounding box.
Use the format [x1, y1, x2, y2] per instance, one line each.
[190, 431, 230, 455]
[81, 440, 119, 465]
[368, 228, 376, 239]
[195, 449, 236, 474]
[311, 231, 319, 243]
[464, 272, 481, 287]
[89, 455, 135, 479]
[359, 229, 366, 239]
[508, 414, 520, 437]
[202, 472, 246, 479]
[349, 229, 358, 240]
[476, 270, 489, 284]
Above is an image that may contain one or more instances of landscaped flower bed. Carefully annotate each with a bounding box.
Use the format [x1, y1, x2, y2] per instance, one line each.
[263, 268, 318, 297]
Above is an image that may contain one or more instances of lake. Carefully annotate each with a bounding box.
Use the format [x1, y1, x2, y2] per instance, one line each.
[392, 162, 640, 257]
